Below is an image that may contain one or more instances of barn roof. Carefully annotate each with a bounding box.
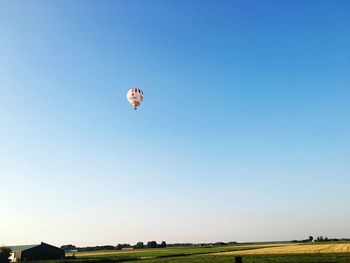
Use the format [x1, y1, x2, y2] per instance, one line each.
[10, 244, 39, 252]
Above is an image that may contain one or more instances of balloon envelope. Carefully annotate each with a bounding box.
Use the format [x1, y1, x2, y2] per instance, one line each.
[127, 88, 144, 110]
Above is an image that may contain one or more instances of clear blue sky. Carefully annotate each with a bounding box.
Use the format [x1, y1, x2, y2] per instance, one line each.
[1, 0, 349, 246]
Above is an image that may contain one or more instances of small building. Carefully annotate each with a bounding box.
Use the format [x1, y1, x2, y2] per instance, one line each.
[10, 242, 65, 262]
[121, 247, 134, 251]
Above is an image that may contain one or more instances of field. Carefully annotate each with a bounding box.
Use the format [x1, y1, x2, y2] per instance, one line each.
[57, 243, 350, 263]
[65, 244, 277, 261]
[215, 243, 350, 255]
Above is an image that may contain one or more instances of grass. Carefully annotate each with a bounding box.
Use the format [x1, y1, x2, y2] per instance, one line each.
[66, 244, 277, 261]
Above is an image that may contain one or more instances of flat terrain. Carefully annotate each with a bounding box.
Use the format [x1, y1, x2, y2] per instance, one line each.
[59, 243, 350, 263]
[66, 244, 277, 259]
[214, 243, 350, 255]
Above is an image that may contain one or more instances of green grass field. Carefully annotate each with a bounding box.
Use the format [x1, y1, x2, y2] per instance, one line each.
[66, 245, 273, 261]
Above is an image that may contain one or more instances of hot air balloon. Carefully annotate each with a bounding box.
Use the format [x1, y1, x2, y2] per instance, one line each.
[127, 88, 144, 110]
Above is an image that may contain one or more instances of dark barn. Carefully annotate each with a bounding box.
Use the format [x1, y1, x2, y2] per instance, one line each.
[11, 242, 65, 261]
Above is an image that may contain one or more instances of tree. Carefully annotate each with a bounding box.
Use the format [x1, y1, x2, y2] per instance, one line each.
[115, 244, 130, 250]
[309, 236, 313, 242]
[0, 247, 11, 263]
[316, 236, 324, 242]
[116, 244, 123, 250]
[159, 241, 166, 248]
[134, 242, 144, 249]
[61, 244, 76, 251]
[147, 241, 157, 248]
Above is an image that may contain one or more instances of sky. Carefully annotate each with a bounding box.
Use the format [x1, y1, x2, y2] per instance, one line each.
[0, 0, 349, 247]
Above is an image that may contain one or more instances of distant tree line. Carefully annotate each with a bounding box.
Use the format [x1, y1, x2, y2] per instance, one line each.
[314, 236, 350, 242]
[61, 241, 167, 252]
[166, 241, 237, 248]
[61, 244, 116, 252]
[61, 241, 243, 252]
[291, 236, 314, 243]
[291, 236, 350, 243]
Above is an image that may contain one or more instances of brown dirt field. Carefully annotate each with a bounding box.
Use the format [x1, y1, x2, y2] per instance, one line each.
[213, 243, 350, 255]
